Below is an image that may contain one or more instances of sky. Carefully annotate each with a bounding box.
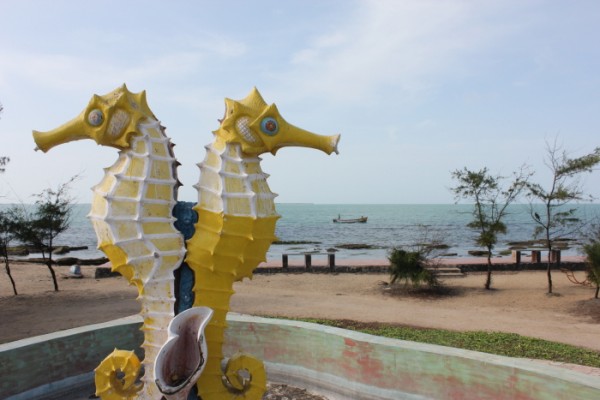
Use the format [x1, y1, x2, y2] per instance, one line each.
[1, 0, 599, 205]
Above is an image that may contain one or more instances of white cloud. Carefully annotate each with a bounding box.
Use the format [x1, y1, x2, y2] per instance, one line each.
[280, 1, 528, 104]
[291, 32, 347, 65]
[191, 33, 248, 58]
[0, 50, 213, 93]
[0, 26, 247, 92]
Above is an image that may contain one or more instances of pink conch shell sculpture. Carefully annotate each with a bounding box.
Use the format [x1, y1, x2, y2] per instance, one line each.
[155, 307, 213, 400]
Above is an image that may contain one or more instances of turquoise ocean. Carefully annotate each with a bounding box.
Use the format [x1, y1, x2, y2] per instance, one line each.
[18, 203, 600, 262]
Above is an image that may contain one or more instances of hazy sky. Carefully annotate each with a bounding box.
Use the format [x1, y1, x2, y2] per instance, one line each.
[1, 0, 599, 204]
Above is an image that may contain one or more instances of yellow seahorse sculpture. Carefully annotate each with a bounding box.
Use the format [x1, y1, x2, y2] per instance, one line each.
[33, 85, 186, 399]
[33, 86, 340, 399]
[187, 88, 340, 399]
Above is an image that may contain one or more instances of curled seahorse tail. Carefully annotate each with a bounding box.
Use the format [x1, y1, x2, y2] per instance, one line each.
[94, 349, 143, 400]
[197, 352, 267, 400]
[224, 353, 267, 397]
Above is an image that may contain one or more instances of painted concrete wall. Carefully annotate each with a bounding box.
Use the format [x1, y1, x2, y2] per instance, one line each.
[0, 316, 143, 399]
[1, 314, 599, 399]
[226, 314, 600, 400]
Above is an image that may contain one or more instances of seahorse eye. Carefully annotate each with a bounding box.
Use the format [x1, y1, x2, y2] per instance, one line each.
[260, 117, 279, 136]
[88, 109, 104, 127]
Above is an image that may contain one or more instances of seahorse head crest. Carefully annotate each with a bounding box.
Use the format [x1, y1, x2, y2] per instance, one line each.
[215, 87, 340, 156]
[33, 84, 155, 152]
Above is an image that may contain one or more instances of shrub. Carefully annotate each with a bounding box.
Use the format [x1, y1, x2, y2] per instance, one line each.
[388, 248, 439, 287]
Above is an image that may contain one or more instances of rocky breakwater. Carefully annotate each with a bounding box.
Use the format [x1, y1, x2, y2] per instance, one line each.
[5, 245, 108, 266]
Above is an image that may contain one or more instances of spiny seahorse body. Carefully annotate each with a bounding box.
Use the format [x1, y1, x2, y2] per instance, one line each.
[187, 140, 277, 399]
[91, 121, 185, 399]
[33, 86, 186, 399]
[185, 87, 339, 399]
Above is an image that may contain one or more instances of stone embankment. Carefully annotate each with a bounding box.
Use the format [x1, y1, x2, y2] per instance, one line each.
[5, 245, 108, 266]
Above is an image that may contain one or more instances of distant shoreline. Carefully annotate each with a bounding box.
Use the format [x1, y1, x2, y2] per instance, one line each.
[9, 254, 586, 269]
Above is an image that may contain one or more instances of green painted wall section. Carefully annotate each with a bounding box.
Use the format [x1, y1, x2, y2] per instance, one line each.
[0, 316, 143, 399]
[224, 315, 600, 399]
[1, 314, 598, 399]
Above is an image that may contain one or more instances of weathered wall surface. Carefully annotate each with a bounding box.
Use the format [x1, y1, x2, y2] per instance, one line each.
[0, 316, 143, 399]
[225, 315, 600, 400]
[2, 314, 599, 399]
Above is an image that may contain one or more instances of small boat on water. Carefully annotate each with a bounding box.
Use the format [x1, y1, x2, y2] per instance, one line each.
[333, 215, 368, 223]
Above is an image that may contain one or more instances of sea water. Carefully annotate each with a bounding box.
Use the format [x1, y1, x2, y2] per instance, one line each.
[6, 203, 600, 262]
[273, 203, 599, 260]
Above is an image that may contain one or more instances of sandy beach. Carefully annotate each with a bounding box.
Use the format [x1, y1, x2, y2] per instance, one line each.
[1, 258, 599, 354]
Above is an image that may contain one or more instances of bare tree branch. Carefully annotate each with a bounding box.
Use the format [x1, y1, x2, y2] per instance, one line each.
[527, 140, 600, 294]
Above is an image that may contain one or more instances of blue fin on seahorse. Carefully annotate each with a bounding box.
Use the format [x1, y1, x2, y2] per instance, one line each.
[173, 201, 198, 314]
[172, 201, 201, 400]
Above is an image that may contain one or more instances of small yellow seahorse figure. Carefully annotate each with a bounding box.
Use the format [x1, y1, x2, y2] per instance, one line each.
[33, 85, 185, 399]
[187, 88, 340, 399]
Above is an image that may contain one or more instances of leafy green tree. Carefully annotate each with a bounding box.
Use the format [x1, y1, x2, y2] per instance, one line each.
[582, 242, 600, 299]
[581, 221, 600, 298]
[0, 210, 18, 295]
[527, 141, 600, 294]
[451, 167, 530, 290]
[10, 178, 76, 291]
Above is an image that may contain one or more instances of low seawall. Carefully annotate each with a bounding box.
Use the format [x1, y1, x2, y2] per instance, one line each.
[2, 314, 599, 399]
[254, 262, 587, 274]
[455, 261, 586, 273]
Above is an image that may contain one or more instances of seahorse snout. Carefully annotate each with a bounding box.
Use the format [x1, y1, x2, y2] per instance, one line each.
[330, 133, 341, 155]
[33, 114, 88, 152]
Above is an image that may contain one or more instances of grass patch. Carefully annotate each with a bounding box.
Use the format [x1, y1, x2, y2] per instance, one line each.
[292, 318, 600, 369]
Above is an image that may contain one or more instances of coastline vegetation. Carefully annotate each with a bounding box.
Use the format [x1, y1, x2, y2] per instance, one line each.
[451, 166, 530, 290]
[297, 318, 600, 369]
[3, 177, 77, 292]
[583, 223, 600, 298]
[388, 247, 439, 287]
[526, 141, 600, 294]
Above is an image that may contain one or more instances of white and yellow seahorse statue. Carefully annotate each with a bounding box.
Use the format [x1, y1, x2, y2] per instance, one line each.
[33, 85, 195, 399]
[33, 85, 340, 400]
[187, 88, 339, 399]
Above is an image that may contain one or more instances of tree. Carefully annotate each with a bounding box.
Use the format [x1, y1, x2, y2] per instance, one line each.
[527, 140, 600, 294]
[578, 219, 600, 299]
[0, 118, 12, 294]
[1, 101, 8, 173]
[583, 241, 600, 299]
[451, 167, 530, 290]
[0, 157, 8, 173]
[0, 210, 18, 295]
[10, 178, 77, 291]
